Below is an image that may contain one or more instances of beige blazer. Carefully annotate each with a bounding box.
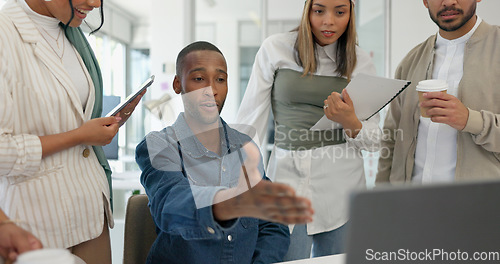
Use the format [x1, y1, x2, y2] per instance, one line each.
[0, 0, 113, 248]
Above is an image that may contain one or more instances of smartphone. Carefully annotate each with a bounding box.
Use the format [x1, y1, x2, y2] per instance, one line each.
[105, 75, 154, 117]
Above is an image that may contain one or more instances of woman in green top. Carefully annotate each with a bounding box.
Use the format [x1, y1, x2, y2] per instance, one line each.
[237, 0, 381, 260]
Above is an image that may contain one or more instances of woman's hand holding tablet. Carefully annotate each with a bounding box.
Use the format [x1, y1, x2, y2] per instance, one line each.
[106, 75, 154, 126]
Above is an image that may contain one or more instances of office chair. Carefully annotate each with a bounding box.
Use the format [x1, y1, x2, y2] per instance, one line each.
[123, 194, 157, 264]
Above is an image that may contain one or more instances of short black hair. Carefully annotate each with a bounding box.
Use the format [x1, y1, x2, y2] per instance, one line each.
[175, 41, 224, 76]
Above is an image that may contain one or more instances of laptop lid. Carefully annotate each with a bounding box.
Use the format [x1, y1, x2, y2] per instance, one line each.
[345, 180, 500, 263]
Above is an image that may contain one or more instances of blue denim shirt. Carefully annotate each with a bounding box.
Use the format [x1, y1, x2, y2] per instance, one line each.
[135, 114, 290, 264]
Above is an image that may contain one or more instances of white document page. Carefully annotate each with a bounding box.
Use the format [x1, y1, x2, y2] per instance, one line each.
[310, 73, 410, 130]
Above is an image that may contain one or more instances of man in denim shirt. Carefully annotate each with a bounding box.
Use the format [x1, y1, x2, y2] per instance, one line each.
[136, 41, 314, 264]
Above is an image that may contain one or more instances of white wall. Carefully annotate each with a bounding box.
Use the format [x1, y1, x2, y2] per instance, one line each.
[268, 0, 304, 20]
[389, 0, 500, 77]
[147, 0, 195, 131]
[194, 0, 305, 124]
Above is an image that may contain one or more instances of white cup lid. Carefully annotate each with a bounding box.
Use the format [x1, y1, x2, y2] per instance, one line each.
[416, 79, 448, 92]
[15, 249, 76, 264]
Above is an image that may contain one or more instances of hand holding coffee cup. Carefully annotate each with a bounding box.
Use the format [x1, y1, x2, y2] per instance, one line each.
[416, 80, 448, 118]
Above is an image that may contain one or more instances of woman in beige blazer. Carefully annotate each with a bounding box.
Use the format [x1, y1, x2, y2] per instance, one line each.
[0, 0, 142, 263]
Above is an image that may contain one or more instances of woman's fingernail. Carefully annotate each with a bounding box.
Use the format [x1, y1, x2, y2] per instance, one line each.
[115, 117, 122, 121]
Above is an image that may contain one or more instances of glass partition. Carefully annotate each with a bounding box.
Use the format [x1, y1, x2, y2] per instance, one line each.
[356, 0, 389, 187]
[356, 0, 388, 77]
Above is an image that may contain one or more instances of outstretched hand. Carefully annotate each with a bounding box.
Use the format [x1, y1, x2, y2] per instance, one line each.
[227, 180, 314, 225]
[213, 143, 314, 225]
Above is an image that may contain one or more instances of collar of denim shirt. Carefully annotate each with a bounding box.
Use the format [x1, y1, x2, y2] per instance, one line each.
[173, 113, 245, 159]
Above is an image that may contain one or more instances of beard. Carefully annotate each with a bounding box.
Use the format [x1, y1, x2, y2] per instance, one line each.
[429, 4, 476, 32]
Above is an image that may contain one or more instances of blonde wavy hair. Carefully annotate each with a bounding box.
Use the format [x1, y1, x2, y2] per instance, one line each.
[294, 0, 357, 80]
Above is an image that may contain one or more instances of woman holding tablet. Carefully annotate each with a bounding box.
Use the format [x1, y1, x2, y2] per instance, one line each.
[237, 0, 381, 260]
[0, 0, 143, 263]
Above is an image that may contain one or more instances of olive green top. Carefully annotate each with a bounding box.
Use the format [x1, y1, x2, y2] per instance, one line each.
[271, 69, 348, 150]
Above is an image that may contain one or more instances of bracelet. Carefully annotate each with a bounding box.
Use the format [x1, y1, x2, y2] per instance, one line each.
[0, 219, 16, 227]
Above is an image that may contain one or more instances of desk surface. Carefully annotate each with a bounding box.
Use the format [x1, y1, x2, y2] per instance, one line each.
[278, 254, 345, 264]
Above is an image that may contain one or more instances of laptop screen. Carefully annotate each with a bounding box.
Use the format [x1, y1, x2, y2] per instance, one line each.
[345, 180, 500, 263]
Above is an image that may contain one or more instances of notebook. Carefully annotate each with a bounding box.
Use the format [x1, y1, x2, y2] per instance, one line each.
[345, 180, 500, 263]
[311, 73, 410, 130]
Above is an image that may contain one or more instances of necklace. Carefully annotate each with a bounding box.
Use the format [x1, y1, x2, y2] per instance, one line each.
[37, 26, 65, 62]
[38, 26, 62, 48]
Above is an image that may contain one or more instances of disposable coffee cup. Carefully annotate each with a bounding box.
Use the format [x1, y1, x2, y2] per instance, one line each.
[416, 79, 448, 117]
[15, 249, 75, 264]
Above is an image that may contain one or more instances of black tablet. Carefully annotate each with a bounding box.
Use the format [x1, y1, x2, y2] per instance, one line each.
[106, 75, 154, 117]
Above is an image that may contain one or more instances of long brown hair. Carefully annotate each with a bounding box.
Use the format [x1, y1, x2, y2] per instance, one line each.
[294, 0, 357, 80]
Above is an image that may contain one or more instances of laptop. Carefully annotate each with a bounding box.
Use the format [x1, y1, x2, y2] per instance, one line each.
[345, 180, 500, 263]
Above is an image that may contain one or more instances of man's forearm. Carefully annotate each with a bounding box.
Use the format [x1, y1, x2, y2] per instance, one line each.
[212, 189, 242, 221]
